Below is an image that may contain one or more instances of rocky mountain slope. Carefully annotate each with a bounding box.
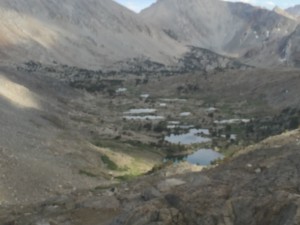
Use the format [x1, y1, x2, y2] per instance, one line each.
[0, 0, 299, 70]
[287, 5, 300, 17]
[141, 0, 238, 53]
[1, 128, 300, 225]
[0, 1, 300, 224]
[273, 6, 296, 20]
[110, 129, 300, 225]
[0, 66, 112, 205]
[0, 0, 186, 69]
[141, 0, 299, 67]
[278, 25, 300, 67]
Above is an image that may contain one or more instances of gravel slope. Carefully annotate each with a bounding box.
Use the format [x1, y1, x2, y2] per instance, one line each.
[0, 0, 186, 69]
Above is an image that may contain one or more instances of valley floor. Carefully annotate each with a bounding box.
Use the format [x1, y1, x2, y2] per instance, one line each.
[0, 64, 299, 224]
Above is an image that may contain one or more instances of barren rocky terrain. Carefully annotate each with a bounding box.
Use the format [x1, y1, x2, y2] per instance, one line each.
[0, 0, 186, 68]
[141, 0, 299, 67]
[0, 0, 300, 70]
[0, 0, 300, 225]
[287, 5, 300, 17]
[0, 63, 299, 224]
[0, 100, 299, 224]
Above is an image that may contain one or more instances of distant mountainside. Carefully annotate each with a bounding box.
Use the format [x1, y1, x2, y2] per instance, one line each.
[141, 0, 299, 67]
[279, 25, 300, 67]
[286, 5, 300, 16]
[272, 6, 295, 20]
[0, 0, 299, 70]
[141, 0, 237, 53]
[0, 0, 186, 69]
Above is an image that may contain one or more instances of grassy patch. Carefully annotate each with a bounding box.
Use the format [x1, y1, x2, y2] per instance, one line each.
[99, 138, 189, 156]
[230, 124, 246, 135]
[94, 139, 161, 155]
[101, 155, 119, 171]
[146, 161, 173, 175]
[93, 139, 166, 178]
[219, 104, 234, 115]
[116, 174, 138, 181]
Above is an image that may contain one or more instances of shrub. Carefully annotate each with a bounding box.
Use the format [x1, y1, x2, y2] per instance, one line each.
[289, 117, 299, 130]
[101, 155, 119, 170]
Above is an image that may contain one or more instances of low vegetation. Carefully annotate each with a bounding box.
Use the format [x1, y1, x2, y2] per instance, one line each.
[101, 155, 119, 171]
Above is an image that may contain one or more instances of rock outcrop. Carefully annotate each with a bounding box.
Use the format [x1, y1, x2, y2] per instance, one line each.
[1, 129, 300, 225]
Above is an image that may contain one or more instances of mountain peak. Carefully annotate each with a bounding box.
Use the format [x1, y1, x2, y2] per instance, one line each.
[0, 0, 186, 69]
[141, 0, 298, 67]
[286, 4, 300, 16]
[273, 6, 296, 20]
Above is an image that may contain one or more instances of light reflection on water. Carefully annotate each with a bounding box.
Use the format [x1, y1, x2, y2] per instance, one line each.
[164, 129, 210, 145]
[165, 149, 224, 166]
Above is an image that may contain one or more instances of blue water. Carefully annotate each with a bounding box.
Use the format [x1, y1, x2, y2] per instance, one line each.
[164, 129, 210, 145]
[124, 108, 156, 114]
[186, 149, 224, 165]
[165, 149, 224, 166]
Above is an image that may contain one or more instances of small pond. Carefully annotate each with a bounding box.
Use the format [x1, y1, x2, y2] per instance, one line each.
[167, 125, 194, 129]
[214, 119, 250, 124]
[165, 149, 224, 166]
[206, 107, 217, 112]
[123, 115, 164, 120]
[160, 98, 187, 102]
[159, 103, 167, 107]
[221, 134, 237, 140]
[140, 94, 150, 99]
[164, 129, 210, 145]
[124, 108, 157, 114]
[168, 121, 180, 125]
[116, 88, 127, 93]
[180, 112, 191, 117]
[186, 149, 224, 165]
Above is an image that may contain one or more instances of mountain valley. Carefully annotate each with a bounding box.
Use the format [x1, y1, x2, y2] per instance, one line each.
[0, 0, 300, 225]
